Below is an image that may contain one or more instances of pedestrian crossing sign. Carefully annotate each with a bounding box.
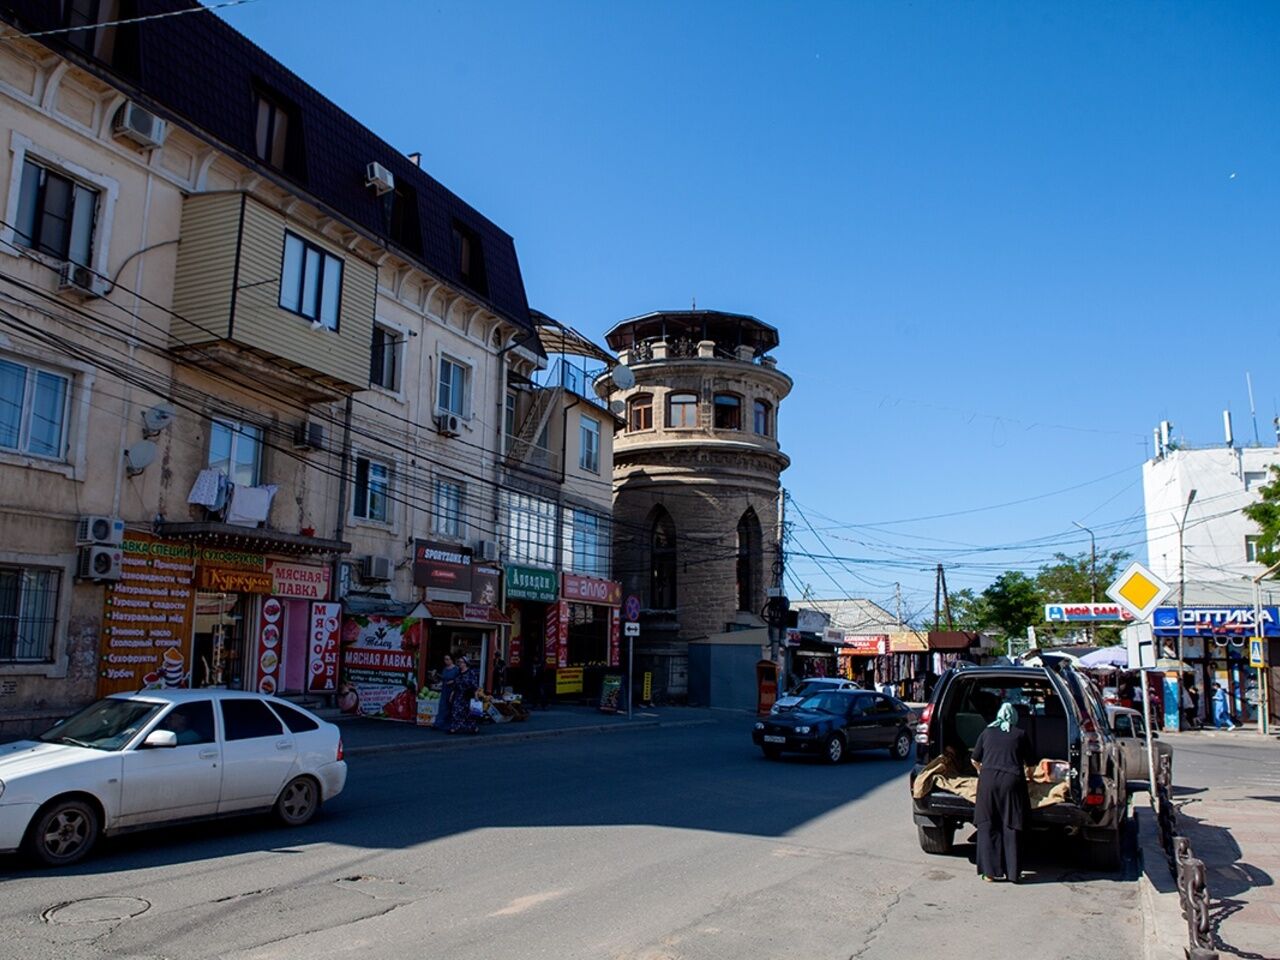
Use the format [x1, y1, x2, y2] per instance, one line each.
[1105, 561, 1172, 621]
[1250, 637, 1267, 669]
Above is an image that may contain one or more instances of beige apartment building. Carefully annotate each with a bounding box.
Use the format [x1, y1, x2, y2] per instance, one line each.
[0, 2, 616, 733]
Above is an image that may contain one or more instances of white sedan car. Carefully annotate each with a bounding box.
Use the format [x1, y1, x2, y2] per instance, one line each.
[771, 677, 861, 714]
[0, 690, 347, 866]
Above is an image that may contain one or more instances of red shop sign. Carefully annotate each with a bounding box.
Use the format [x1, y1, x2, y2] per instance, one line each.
[562, 573, 622, 606]
[308, 601, 341, 693]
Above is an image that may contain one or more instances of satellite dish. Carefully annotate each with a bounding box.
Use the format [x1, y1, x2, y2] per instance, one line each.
[124, 440, 157, 476]
[612, 364, 635, 390]
[609, 400, 625, 415]
[141, 403, 175, 436]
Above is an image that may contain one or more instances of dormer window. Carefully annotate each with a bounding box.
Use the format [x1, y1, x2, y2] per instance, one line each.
[63, 0, 139, 74]
[253, 88, 303, 177]
[388, 182, 422, 255]
[452, 220, 488, 297]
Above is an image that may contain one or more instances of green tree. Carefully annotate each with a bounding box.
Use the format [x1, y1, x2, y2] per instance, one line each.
[1243, 465, 1280, 567]
[923, 587, 991, 632]
[982, 571, 1044, 639]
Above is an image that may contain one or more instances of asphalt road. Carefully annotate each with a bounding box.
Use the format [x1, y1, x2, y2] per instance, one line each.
[0, 715, 1144, 960]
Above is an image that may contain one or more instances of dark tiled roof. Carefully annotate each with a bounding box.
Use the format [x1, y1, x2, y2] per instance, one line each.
[0, 0, 532, 332]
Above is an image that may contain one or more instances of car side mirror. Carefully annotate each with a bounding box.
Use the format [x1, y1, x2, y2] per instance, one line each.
[1150, 731, 1159, 740]
[141, 729, 178, 749]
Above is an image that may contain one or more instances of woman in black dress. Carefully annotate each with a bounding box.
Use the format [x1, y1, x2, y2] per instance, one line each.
[971, 701, 1033, 882]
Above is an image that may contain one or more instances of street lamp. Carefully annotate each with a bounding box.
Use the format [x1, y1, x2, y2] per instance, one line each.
[1072, 521, 1097, 645]
[1175, 488, 1198, 668]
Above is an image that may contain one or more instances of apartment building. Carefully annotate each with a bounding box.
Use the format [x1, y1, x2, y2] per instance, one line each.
[0, 1, 615, 732]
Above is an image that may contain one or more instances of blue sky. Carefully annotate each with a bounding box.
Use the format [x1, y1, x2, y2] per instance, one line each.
[220, 0, 1280, 618]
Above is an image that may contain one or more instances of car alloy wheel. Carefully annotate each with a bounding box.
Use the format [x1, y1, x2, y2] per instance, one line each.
[825, 734, 844, 764]
[892, 730, 911, 759]
[29, 799, 99, 867]
[275, 776, 319, 827]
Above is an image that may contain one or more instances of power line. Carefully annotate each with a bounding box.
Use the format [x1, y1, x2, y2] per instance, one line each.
[0, 0, 261, 43]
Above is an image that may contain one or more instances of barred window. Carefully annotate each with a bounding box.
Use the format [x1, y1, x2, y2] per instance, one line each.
[0, 565, 60, 662]
[500, 490, 557, 567]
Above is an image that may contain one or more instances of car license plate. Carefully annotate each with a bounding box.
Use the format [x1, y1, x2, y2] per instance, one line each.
[763, 735, 786, 743]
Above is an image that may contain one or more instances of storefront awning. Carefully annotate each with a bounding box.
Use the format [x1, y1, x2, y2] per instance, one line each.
[156, 521, 351, 557]
[928, 631, 980, 651]
[426, 601, 511, 625]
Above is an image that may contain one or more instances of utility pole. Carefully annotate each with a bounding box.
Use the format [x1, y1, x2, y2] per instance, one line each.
[894, 583, 903, 629]
[1175, 489, 1197, 667]
[941, 566, 954, 630]
[766, 488, 789, 693]
[1072, 521, 1097, 645]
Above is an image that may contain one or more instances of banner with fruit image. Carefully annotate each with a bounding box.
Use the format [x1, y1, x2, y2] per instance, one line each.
[338, 613, 422, 722]
[254, 597, 285, 695]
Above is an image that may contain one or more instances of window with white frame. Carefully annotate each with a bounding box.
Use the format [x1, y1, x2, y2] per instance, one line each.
[579, 415, 600, 473]
[13, 158, 98, 266]
[1246, 535, 1262, 563]
[353, 455, 391, 523]
[208, 419, 262, 487]
[370, 323, 401, 391]
[0, 564, 60, 663]
[500, 490, 556, 567]
[279, 232, 343, 330]
[437, 356, 469, 417]
[567, 509, 611, 578]
[0, 356, 71, 461]
[433, 478, 464, 539]
[1245, 470, 1270, 492]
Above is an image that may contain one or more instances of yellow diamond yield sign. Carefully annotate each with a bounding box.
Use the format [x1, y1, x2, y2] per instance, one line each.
[1106, 561, 1171, 621]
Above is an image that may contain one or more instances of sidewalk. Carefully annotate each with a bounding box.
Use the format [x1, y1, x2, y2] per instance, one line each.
[1137, 729, 1280, 960]
[336, 704, 720, 757]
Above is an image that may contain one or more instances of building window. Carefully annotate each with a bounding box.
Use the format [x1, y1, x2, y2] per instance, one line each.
[64, 0, 138, 71]
[208, 419, 262, 487]
[737, 510, 761, 613]
[628, 394, 653, 432]
[254, 91, 299, 173]
[353, 456, 390, 523]
[580, 415, 600, 473]
[279, 232, 342, 330]
[437, 356, 469, 417]
[713, 393, 741, 430]
[451, 219, 487, 297]
[0, 357, 71, 460]
[0, 565, 60, 663]
[568, 509, 610, 578]
[433, 478, 464, 538]
[754, 399, 771, 436]
[1245, 470, 1270, 492]
[387, 182, 422, 255]
[650, 509, 677, 609]
[370, 324, 400, 391]
[504, 391, 517, 453]
[1246, 535, 1261, 563]
[667, 392, 698, 429]
[13, 159, 99, 267]
[500, 490, 556, 567]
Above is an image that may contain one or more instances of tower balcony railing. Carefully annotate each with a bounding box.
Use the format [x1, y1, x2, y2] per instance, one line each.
[619, 339, 776, 368]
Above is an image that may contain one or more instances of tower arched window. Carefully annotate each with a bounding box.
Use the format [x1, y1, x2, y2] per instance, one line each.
[753, 399, 771, 436]
[737, 509, 762, 613]
[628, 393, 653, 432]
[666, 393, 698, 429]
[650, 509, 677, 610]
[714, 393, 742, 430]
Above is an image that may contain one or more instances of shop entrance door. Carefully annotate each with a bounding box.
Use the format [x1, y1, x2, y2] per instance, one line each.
[194, 592, 249, 689]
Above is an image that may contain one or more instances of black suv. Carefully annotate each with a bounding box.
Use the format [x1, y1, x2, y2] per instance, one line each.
[910, 655, 1127, 868]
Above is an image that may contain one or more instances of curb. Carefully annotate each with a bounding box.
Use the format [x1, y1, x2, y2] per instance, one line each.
[1135, 805, 1190, 960]
[343, 717, 716, 758]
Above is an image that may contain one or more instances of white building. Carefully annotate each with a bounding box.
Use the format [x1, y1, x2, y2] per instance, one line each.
[1143, 444, 1280, 606]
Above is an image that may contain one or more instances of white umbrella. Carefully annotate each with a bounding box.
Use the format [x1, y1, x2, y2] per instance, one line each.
[1078, 647, 1128, 669]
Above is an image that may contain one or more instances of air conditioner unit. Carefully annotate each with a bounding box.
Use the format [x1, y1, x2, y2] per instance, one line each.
[293, 421, 325, 451]
[76, 515, 125, 546]
[58, 261, 108, 299]
[113, 102, 167, 149]
[365, 161, 395, 196]
[476, 539, 499, 562]
[360, 555, 393, 582]
[435, 413, 461, 437]
[76, 545, 123, 581]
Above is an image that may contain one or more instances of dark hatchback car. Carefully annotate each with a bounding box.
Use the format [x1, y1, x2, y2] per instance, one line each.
[753, 690, 916, 763]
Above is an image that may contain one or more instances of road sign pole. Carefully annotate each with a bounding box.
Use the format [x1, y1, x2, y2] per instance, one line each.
[628, 634, 634, 720]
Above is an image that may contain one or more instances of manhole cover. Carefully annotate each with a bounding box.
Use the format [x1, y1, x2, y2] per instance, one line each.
[44, 897, 151, 924]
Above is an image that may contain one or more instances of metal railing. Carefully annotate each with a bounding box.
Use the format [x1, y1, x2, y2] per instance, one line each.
[1152, 764, 1217, 960]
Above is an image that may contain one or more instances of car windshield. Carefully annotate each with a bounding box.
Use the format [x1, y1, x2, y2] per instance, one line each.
[790, 680, 830, 698]
[39, 698, 164, 751]
[795, 692, 846, 714]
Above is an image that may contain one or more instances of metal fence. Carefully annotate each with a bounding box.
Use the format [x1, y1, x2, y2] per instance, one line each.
[1152, 758, 1217, 960]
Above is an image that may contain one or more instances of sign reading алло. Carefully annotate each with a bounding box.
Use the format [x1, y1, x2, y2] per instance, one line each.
[1105, 561, 1171, 621]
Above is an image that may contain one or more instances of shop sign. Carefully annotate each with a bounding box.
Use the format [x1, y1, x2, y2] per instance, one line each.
[197, 547, 265, 571]
[822, 627, 845, 646]
[472, 564, 501, 606]
[797, 609, 830, 633]
[506, 564, 558, 603]
[339, 614, 422, 722]
[413, 539, 473, 592]
[889, 631, 928, 653]
[556, 667, 584, 695]
[198, 565, 273, 594]
[599, 674, 622, 713]
[1045, 603, 1134, 623]
[609, 607, 621, 667]
[308, 601, 341, 693]
[556, 601, 570, 667]
[842, 635, 887, 656]
[463, 603, 495, 622]
[562, 572, 622, 606]
[1152, 606, 1280, 638]
[785, 628, 801, 646]
[254, 597, 284, 695]
[507, 602, 523, 666]
[98, 534, 196, 698]
[267, 560, 331, 600]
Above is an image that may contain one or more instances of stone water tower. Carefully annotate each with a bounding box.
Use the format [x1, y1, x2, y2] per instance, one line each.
[600, 310, 791, 702]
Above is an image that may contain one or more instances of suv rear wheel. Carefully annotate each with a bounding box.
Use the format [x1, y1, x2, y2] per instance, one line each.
[917, 821, 955, 855]
[1084, 827, 1121, 871]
